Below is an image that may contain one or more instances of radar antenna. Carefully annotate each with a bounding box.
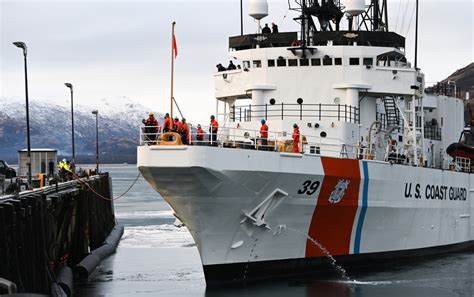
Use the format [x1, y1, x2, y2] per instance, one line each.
[289, 0, 390, 46]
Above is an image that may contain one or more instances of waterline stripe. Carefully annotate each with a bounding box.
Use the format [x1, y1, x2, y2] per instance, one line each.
[354, 161, 369, 254]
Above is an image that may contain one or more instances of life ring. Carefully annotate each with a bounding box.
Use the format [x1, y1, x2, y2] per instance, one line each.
[159, 132, 183, 146]
[291, 40, 301, 47]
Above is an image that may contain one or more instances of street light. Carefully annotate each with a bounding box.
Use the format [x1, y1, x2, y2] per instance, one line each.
[13, 41, 32, 188]
[64, 83, 75, 161]
[91, 110, 99, 174]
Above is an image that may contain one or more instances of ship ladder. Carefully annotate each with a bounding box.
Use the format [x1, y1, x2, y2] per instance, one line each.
[383, 97, 401, 128]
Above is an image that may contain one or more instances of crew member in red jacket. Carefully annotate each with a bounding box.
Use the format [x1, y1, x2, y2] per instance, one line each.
[209, 115, 219, 146]
[260, 119, 269, 150]
[196, 124, 204, 145]
[180, 118, 189, 145]
[292, 123, 300, 153]
[173, 117, 182, 133]
[162, 113, 171, 133]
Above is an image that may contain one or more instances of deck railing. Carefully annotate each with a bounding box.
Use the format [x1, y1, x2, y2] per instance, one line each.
[230, 103, 360, 124]
[139, 125, 468, 173]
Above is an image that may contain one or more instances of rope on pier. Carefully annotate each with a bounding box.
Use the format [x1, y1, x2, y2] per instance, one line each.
[72, 172, 141, 201]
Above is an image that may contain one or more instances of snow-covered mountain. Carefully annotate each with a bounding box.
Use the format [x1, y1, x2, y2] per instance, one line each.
[0, 96, 161, 163]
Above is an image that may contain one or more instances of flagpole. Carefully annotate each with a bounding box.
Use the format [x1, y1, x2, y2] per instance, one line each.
[170, 21, 176, 125]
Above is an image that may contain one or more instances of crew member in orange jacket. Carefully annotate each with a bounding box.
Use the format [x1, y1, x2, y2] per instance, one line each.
[292, 123, 300, 153]
[196, 124, 204, 145]
[180, 118, 189, 145]
[209, 115, 219, 146]
[260, 119, 269, 150]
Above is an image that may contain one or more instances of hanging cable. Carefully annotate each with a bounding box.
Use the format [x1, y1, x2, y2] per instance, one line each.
[279, 8, 290, 27]
[405, 2, 417, 37]
[394, 0, 403, 32]
[399, 0, 410, 36]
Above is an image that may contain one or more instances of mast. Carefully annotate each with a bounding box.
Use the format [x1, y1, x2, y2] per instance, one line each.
[414, 0, 419, 69]
[170, 21, 176, 122]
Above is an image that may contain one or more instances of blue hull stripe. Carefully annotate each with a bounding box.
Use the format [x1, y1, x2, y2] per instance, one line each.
[354, 161, 369, 254]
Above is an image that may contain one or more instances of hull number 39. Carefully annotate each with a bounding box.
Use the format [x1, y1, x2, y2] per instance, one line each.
[297, 180, 320, 195]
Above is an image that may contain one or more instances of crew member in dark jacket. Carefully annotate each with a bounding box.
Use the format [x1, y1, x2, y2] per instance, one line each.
[262, 23, 271, 34]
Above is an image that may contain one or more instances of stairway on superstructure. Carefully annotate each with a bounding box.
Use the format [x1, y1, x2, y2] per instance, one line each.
[383, 97, 401, 128]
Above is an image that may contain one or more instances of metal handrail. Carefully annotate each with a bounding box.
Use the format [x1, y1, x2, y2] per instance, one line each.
[230, 103, 360, 123]
[141, 124, 361, 156]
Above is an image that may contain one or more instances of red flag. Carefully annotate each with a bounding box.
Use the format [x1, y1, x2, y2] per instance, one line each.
[172, 34, 178, 59]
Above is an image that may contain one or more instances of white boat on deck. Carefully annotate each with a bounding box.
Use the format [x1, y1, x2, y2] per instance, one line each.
[137, 0, 472, 285]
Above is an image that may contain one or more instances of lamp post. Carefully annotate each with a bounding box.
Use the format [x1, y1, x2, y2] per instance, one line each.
[64, 83, 75, 161]
[91, 110, 99, 173]
[13, 41, 32, 187]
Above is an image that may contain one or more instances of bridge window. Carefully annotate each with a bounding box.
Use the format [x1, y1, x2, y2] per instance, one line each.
[277, 57, 287, 67]
[323, 56, 332, 65]
[363, 58, 373, 66]
[349, 58, 360, 65]
[268, 59, 275, 67]
[311, 58, 321, 66]
[335, 58, 342, 65]
[300, 58, 309, 66]
[288, 59, 298, 67]
[253, 60, 262, 68]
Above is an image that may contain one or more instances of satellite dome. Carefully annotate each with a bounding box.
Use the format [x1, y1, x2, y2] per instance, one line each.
[345, 0, 365, 17]
[248, 0, 268, 20]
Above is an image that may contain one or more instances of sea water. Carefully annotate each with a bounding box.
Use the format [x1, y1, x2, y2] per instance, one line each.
[75, 165, 474, 297]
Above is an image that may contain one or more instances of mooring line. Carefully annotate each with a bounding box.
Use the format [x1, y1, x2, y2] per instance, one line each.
[71, 171, 141, 201]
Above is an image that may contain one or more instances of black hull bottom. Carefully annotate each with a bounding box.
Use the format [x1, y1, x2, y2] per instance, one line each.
[203, 241, 474, 286]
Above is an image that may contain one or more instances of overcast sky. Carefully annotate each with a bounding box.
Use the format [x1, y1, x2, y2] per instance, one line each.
[1, 0, 472, 124]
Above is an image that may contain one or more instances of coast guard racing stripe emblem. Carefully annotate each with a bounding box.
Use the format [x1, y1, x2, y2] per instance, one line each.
[305, 158, 361, 257]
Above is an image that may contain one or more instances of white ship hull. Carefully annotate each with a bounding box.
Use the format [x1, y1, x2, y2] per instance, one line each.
[138, 145, 473, 284]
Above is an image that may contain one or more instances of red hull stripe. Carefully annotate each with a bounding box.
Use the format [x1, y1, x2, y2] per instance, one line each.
[305, 158, 361, 257]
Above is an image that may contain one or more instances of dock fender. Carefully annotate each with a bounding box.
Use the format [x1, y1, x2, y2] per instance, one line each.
[74, 254, 101, 279]
[51, 283, 68, 297]
[91, 243, 116, 259]
[104, 224, 125, 247]
[55, 266, 73, 297]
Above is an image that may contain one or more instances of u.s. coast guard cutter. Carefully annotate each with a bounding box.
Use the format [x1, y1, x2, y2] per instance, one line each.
[138, 0, 472, 285]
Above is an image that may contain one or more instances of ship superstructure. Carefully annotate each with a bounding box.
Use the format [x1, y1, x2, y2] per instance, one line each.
[137, 0, 472, 285]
